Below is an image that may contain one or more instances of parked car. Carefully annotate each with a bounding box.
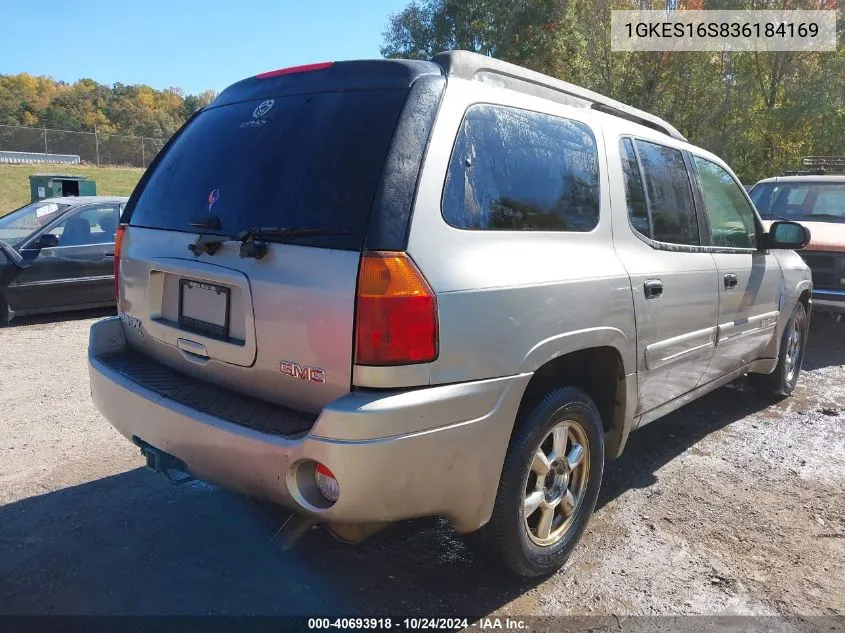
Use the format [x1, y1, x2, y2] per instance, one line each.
[88, 51, 811, 578]
[0, 196, 128, 323]
[750, 161, 845, 319]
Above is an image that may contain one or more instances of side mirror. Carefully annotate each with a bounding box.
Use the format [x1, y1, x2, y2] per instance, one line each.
[32, 233, 60, 249]
[768, 221, 810, 250]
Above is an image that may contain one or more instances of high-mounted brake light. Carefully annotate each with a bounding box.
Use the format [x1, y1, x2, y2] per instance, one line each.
[256, 61, 333, 80]
[354, 251, 438, 366]
[113, 224, 126, 303]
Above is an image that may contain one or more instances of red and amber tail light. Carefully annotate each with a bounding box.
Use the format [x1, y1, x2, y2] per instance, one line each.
[354, 251, 438, 366]
[113, 224, 127, 303]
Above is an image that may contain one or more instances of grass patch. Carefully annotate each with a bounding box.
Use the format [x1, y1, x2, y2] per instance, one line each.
[0, 164, 144, 216]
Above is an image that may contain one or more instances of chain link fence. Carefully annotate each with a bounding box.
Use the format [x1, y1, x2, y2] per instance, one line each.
[0, 124, 166, 168]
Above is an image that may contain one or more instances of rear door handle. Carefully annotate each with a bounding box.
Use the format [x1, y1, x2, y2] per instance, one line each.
[103, 251, 115, 257]
[644, 279, 663, 299]
[724, 273, 738, 289]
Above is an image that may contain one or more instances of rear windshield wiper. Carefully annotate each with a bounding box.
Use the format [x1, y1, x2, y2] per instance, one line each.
[187, 226, 351, 259]
[237, 227, 350, 240]
[188, 215, 222, 231]
[236, 227, 351, 259]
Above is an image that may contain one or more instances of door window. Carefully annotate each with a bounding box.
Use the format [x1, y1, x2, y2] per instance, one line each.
[42, 205, 120, 247]
[634, 141, 700, 245]
[693, 157, 757, 248]
[620, 138, 700, 246]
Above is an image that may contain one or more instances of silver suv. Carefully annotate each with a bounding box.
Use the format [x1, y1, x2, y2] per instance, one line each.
[89, 51, 812, 577]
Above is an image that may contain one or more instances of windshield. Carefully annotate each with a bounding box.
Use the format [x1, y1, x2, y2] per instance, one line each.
[750, 181, 845, 223]
[128, 88, 409, 250]
[0, 201, 70, 247]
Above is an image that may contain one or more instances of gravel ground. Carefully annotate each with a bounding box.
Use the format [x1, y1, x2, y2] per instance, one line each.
[0, 310, 843, 621]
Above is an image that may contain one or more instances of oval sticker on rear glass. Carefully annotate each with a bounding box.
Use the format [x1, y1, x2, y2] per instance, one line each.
[253, 99, 274, 118]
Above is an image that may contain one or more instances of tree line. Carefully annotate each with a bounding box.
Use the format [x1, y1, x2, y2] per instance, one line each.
[381, 0, 843, 183]
[0, 73, 216, 139]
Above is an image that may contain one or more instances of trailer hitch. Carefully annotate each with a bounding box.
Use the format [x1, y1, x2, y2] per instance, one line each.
[132, 436, 195, 485]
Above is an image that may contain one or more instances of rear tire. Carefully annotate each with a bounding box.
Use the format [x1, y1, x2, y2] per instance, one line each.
[479, 386, 604, 578]
[748, 301, 808, 399]
[0, 293, 9, 326]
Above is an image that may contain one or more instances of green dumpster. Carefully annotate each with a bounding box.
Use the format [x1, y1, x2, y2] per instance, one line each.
[29, 174, 97, 202]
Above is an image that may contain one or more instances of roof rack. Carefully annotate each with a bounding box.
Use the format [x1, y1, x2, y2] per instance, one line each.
[781, 156, 845, 176]
[432, 50, 686, 142]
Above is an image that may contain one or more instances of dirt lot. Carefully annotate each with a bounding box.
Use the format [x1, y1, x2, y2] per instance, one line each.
[1, 310, 843, 621]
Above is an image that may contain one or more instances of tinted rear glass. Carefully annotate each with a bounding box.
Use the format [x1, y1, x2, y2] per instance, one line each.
[129, 89, 409, 249]
[442, 104, 600, 231]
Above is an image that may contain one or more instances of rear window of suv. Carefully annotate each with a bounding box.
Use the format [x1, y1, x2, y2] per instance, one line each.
[128, 89, 410, 250]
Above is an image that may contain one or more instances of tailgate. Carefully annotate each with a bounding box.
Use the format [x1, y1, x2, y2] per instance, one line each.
[119, 227, 360, 414]
[120, 227, 360, 412]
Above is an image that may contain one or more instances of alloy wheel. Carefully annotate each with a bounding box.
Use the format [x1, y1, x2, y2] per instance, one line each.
[522, 419, 590, 547]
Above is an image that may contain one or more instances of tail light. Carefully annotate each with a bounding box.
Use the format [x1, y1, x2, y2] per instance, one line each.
[354, 251, 438, 366]
[113, 224, 126, 303]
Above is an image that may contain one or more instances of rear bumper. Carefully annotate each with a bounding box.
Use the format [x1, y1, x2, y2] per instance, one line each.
[89, 317, 530, 532]
[812, 289, 845, 315]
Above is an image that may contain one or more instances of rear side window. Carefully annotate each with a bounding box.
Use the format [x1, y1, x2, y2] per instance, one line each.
[635, 140, 700, 245]
[128, 89, 409, 250]
[443, 104, 600, 231]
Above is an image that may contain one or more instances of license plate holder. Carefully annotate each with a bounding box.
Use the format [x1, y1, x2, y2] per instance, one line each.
[178, 279, 230, 340]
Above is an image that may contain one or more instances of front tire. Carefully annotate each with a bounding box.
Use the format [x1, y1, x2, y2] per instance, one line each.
[480, 386, 604, 578]
[748, 301, 808, 398]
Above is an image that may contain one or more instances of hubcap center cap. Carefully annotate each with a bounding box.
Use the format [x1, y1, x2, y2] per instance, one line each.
[543, 459, 570, 500]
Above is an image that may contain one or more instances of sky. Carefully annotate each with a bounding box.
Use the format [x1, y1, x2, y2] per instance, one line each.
[0, 0, 411, 95]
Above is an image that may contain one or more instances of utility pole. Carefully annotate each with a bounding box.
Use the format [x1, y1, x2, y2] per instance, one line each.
[95, 126, 100, 167]
[141, 137, 145, 167]
[43, 126, 48, 159]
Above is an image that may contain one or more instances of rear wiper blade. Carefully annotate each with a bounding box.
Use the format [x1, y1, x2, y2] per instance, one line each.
[236, 227, 350, 240]
[188, 215, 222, 230]
[235, 227, 350, 260]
